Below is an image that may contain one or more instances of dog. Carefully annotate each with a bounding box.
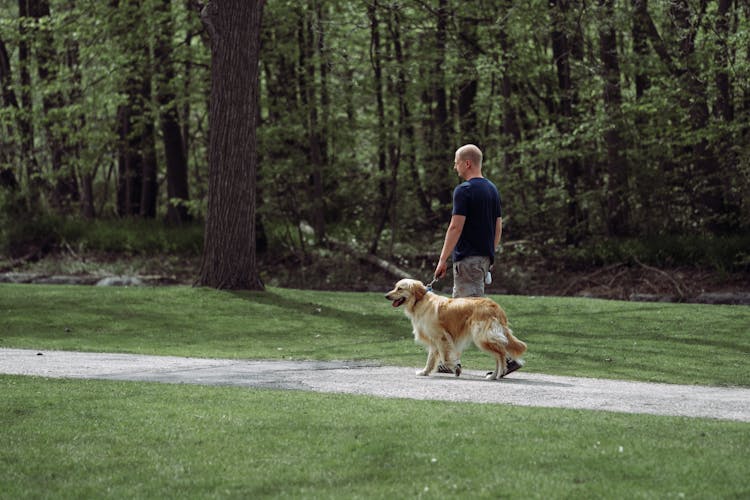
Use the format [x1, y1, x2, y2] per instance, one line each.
[385, 278, 526, 380]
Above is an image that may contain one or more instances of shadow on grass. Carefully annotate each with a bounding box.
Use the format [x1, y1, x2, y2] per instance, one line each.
[227, 289, 408, 341]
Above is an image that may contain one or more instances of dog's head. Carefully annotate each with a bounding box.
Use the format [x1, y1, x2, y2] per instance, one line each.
[385, 279, 427, 308]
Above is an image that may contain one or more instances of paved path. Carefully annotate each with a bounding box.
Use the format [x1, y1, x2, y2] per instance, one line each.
[1, 348, 748, 422]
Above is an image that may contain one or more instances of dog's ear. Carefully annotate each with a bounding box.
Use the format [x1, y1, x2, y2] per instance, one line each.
[412, 281, 426, 301]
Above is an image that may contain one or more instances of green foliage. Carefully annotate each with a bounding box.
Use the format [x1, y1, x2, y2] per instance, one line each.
[562, 234, 750, 272]
[0, 0, 748, 262]
[1, 216, 203, 257]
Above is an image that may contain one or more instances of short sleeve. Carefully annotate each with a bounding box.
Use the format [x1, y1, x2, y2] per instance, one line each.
[452, 184, 470, 216]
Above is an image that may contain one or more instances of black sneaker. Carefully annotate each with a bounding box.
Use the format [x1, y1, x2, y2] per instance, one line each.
[487, 358, 523, 378]
[437, 363, 462, 376]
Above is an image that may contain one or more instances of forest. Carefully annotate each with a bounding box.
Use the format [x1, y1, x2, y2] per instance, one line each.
[0, 0, 748, 293]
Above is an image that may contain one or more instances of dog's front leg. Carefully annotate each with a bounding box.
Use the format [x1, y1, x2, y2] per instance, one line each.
[417, 347, 438, 376]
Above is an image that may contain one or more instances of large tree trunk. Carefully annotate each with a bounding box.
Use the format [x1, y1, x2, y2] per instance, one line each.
[197, 0, 265, 290]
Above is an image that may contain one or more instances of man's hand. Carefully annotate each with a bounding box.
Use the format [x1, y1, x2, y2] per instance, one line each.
[434, 260, 448, 280]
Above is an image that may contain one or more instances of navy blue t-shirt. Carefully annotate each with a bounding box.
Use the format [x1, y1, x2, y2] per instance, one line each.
[452, 177, 502, 264]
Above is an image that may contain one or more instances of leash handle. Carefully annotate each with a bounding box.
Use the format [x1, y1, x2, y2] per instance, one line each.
[426, 276, 439, 292]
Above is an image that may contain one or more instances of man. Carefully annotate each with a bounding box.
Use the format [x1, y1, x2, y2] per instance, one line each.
[433, 144, 521, 376]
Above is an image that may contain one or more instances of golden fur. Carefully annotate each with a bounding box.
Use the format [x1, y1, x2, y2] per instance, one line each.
[385, 278, 526, 379]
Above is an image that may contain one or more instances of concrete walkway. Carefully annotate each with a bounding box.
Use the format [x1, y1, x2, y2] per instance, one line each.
[1, 348, 748, 422]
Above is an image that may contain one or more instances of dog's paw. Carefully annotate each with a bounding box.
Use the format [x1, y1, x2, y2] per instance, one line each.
[416, 369, 430, 376]
[454, 364, 462, 377]
[485, 371, 500, 380]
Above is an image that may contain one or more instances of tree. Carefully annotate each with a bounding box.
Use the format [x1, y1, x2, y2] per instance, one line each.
[0, 36, 20, 190]
[550, 0, 585, 243]
[598, 0, 629, 236]
[114, 0, 158, 218]
[155, 0, 192, 225]
[197, 0, 265, 290]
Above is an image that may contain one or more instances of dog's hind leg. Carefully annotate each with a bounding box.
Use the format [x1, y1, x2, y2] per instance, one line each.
[417, 347, 439, 376]
[474, 323, 508, 380]
[480, 348, 507, 380]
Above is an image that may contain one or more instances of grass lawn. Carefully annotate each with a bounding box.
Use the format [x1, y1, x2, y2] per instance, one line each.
[1, 284, 749, 498]
[2, 375, 748, 499]
[1, 283, 748, 387]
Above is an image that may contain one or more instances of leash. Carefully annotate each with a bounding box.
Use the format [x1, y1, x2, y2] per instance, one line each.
[426, 276, 439, 293]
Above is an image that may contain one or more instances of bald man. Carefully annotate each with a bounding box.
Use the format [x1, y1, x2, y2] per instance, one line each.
[434, 144, 521, 376]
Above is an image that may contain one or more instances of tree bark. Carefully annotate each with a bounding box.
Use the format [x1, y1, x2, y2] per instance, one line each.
[550, 0, 585, 244]
[115, 0, 157, 218]
[0, 36, 19, 189]
[599, 0, 629, 236]
[155, 0, 192, 225]
[631, 0, 651, 100]
[714, 0, 732, 122]
[17, 0, 41, 199]
[33, 0, 78, 211]
[458, 14, 479, 141]
[669, 0, 723, 231]
[391, 4, 431, 224]
[368, 0, 388, 255]
[197, 0, 265, 290]
[421, 0, 451, 223]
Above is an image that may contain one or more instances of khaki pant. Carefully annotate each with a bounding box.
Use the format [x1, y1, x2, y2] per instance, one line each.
[452, 256, 491, 298]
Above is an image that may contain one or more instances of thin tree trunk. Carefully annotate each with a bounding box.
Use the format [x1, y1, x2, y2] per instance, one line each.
[631, 0, 651, 100]
[34, 0, 77, 211]
[670, 0, 723, 231]
[599, 0, 629, 236]
[155, 0, 192, 225]
[17, 0, 40, 199]
[714, 0, 732, 122]
[550, 0, 584, 244]
[0, 36, 19, 189]
[115, 0, 156, 218]
[368, 0, 388, 255]
[391, 4, 430, 223]
[458, 13, 479, 141]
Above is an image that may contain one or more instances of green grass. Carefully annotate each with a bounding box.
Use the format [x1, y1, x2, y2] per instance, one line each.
[1, 284, 749, 498]
[1, 284, 748, 387]
[2, 375, 748, 499]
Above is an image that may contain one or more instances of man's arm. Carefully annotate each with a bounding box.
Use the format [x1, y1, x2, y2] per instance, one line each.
[434, 214, 466, 279]
[494, 217, 503, 250]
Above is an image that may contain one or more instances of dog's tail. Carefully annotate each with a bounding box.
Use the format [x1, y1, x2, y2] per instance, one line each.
[502, 325, 527, 359]
[485, 321, 526, 357]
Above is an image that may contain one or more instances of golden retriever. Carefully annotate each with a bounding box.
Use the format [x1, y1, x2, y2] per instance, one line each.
[385, 278, 526, 379]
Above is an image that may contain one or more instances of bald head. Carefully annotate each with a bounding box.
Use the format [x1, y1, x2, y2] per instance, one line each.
[455, 144, 483, 170]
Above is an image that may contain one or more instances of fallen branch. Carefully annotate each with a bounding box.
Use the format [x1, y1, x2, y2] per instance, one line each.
[561, 263, 626, 296]
[325, 237, 414, 280]
[633, 257, 685, 299]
